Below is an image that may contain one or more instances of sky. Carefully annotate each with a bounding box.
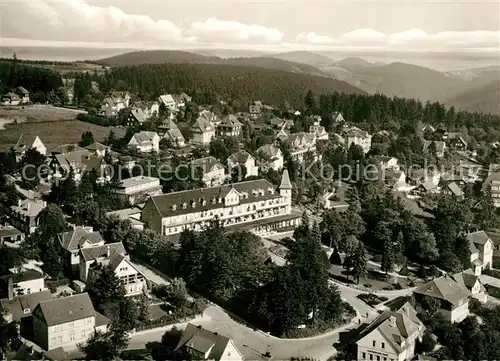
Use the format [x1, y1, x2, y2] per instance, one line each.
[1, 0, 499, 54]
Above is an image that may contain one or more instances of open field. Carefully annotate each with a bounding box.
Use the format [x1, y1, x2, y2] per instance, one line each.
[0, 120, 126, 151]
[0, 105, 86, 123]
[33, 62, 106, 74]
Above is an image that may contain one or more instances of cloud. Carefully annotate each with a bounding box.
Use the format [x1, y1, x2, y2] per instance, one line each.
[295, 32, 335, 45]
[295, 28, 500, 51]
[186, 18, 284, 44]
[1, 0, 498, 53]
[1, 0, 282, 45]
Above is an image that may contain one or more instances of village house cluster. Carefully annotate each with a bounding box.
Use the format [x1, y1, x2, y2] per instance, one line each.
[2, 84, 500, 361]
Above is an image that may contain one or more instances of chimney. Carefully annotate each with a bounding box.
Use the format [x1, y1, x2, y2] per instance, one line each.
[106, 245, 110, 258]
[389, 315, 396, 327]
[28, 346, 34, 355]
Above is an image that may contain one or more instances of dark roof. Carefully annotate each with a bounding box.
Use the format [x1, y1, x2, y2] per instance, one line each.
[467, 231, 492, 252]
[35, 293, 96, 326]
[80, 242, 126, 262]
[59, 227, 104, 251]
[1, 270, 44, 284]
[0, 290, 52, 321]
[51, 144, 88, 155]
[228, 150, 253, 164]
[147, 179, 280, 218]
[14, 135, 39, 153]
[95, 311, 110, 327]
[485, 231, 500, 246]
[452, 270, 480, 289]
[190, 156, 224, 172]
[414, 275, 470, 305]
[357, 303, 424, 354]
[175, 323, 233, 361]
[220, 115, 242, 128]
[84, 142, 109, 151]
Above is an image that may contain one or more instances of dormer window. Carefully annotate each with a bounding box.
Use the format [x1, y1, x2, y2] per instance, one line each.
[211, 197, 216, 204]
[218, 197, 222, 203]
[182, 203, 187, 209]
[201, 199, 207, 206]
[23, 308, 30, 314]
[172, 204, 177, 211]
[191, 201, 196, 208]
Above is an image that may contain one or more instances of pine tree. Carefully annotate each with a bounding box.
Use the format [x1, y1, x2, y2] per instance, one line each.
[301, 211, 310, 230]
[351, 243, 368, 284]
[381, 238, 394, 274]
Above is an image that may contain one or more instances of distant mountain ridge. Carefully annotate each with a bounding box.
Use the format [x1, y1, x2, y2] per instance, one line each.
[96, 50, 330, 77]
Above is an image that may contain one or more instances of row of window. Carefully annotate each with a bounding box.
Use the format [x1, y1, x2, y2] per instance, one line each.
[361, 352, 393, 361]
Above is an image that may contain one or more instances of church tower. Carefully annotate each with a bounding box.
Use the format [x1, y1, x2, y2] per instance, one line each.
[279, 169, 293, 212]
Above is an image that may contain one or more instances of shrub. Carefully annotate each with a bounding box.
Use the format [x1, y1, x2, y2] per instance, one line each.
[393, 283, 403, 290]
[372, 255, 382, 263]
[418, 330, 437, 353]
[469, 298, 484, 315]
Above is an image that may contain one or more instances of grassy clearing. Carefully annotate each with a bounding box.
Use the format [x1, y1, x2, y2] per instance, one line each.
[0, 120, 126, 151]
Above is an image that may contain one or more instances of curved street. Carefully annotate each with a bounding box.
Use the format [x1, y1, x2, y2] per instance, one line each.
[128, 275, 414, 361]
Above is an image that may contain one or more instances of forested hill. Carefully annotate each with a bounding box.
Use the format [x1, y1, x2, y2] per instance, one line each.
[95, 50, 329, 77]
[98, 63, 365, 107]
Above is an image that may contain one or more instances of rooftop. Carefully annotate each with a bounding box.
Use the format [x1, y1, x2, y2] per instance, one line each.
[175, 323, 233, 361]
[35, 292, 96, 326]
[0, 290, 52, 321]
[59, 226, 104, 251]
[414, 275, 470, 305]
[120, 176, 161, 189]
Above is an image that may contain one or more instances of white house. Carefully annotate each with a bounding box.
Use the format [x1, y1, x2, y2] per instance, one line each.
[452, 270, 487, 303]
[467, 231, 494, 275]
[191, 116, 216, 146]
[175, 323, 244, 361]
[356, 303, 425, 361]
[1, 270, 47, 297]
[287, 132, 317, 162]
[115, 176, 162, 205]
[257, 144, 284, 171]
[2, 92, 21, 105]
[79, 248, 147, 297]
[163, 122, 186, 148]
[308, 116, 329, 141]
[14, 135, 47, 160]
[413, 275, 471, 323]
[84, 142, 110, 158]
[217, 115, 242, 137]
[343, 126, 372, 153]
[158, 94, 177, 111]
[17, 87, 30, 103]
[190, 156, 226, 187]
[128, 131, 160, 153]
[32, 293, 109, 351]
[227, 150, 259, 178]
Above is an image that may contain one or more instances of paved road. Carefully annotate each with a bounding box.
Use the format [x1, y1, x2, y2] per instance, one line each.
[129, 305, 360, 360]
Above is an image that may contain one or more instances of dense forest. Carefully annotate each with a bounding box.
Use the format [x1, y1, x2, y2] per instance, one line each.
[96, 63, 364, 107]
[0, 59, 63, 98]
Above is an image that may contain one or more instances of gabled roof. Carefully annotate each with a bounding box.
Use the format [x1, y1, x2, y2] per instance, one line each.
[228, 150, 254, 164]
[357, 303, 424, 354]
[131, 131, 159, 143]
[84, 141, 110, 152]
[445, 182, 464, 197]
[414, 275, 470, 305]
[423, 140, 446, 153]
[80, 242, 126, 262]
[159, 94, 175, 104]
[34, 293, 96, 326]
[257, 144, 281, 159]
[59, 226, 104, 251]
[3, 92, 20, 100]
[0, 290, 52, 321]
[175, 323, 234, 361]
[452, 270, 480, 289]
[220, 115, 242, 127]
[467, 231, 492, 254]
[14, 135, 41, 153]
[192, 117, 213, 133]
[130, 108, 148, 123]
[17, 86, 29, 95]
[191, 156, 223, 172]
[166, 128, 185, 142]
[485, 231, 500, 247]
[50, 143, 88, 155]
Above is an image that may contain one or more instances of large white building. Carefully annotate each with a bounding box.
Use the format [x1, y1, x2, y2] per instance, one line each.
[116, 176, 162, 205]
[141, 170, 302, 237]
